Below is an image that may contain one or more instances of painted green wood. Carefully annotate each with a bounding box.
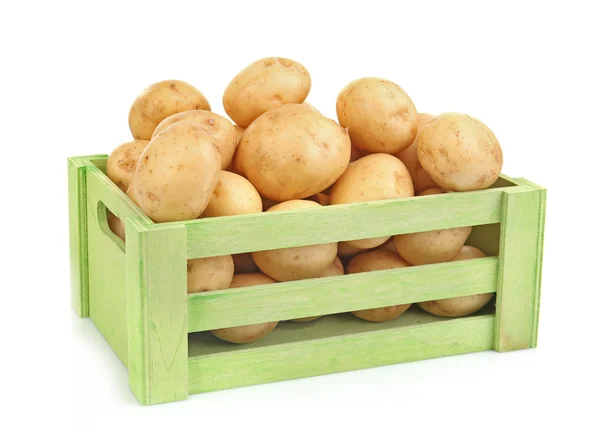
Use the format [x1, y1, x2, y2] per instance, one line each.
[466, 223, 501, 256]
[188, 257, 498, 332]
[188, 312, 495, 394]
[126, 218, 189, 405]
[494, 185, 546, 351]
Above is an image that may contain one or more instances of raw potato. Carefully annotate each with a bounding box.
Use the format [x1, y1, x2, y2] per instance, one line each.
[132, 121, 221, 222]
[291, 257, 345, 322]
[128, 80, 210, 140]
[211, 273, 278, 344]
[252, 200, 337, 281]
[233, 125, 245, 145]
[336, 77, 418, 154]
[338, 241, 366, 258]
[418, 246, 494, 317]
[106, 211, 125, 241]
[330, 153, 414, 249]
[227, 126, 246, 175]
[261, 196, 278, 211]
[151, 110, 237, 169]
[223, 57, 311, 127]
[302, 101, 321, 114]
[350, 145, 366, 162]
[419, 188, 446, 196]
[187, 255, 234, 293]
[347, 250, 411, 322]
[106, 140, 148, 191]
[236, 104, 351, 201]
[417, 113, 503, 191]
[204, 171, 262, 217]
[395, 113, 440, 193]
[232, 253, 259, 274]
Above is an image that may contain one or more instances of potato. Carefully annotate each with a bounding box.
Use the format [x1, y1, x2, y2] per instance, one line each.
[306, 192, 330, 206]
[261, 196, 278, 211]
[347, 250, 411, 322]
[417, 113, 503, 191]
[395, 113, 440, 193]
[106, 140, 148, 191]
[252, 200, 337, 281]
[237, 104, 351, 201]
[132, 121, 221, 222]
[336, 77, 418, 154]
[223, 57, 311, 127]
[151, 110, 237, 169]
[106, 211, 125, 241]
[233, 125, 245, 145]
[128, 80, 210, 140]
[419, 188, 446, 196]
[394, 217, 472, 266]
[338, 241, 366, 258]
[302, 101, 321, 114]
[330, 153, 414, 249]
[350, 145, 366, 162]
[211, 273, 278, 344]
[187, 255, 234, 293]
[204, 171, 262, 217]
[418, 246, 494, 317]
[291, 257, 344, 322]
[232, 252, 259, 274]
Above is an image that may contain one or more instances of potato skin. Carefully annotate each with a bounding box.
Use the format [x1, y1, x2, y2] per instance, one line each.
[418, 246, 494, 316]
[336, 77, 418, 154]
[128, 80, 210, 140]
[417, 113, 503, 191]
[330, 153, 414, 249]
[106, 140, 148, 191]
[204, 171, 262, 217]
[187, 255, 234, 293]
[211, 273, 278, 344]
[237, 104, 351, 201]
[232, 252, 259, 274]
[252, 200, 337, 281]
[395, 113, 440, 193]
[347, 250, 411, 322]
[151, 110, 237, 169]
[132, 121, 221, 222]
[223, 57, 311, 127]
[106, 211, 125, 241]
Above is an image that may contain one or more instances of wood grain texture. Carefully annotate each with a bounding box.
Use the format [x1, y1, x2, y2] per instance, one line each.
[494, 185, 546, 351]
[188, 313, 495, 394]
[189, 257, 498, 332]
[126, 218, 188, 405]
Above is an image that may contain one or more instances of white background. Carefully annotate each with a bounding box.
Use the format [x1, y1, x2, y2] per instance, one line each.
[2, 0, 599, 436]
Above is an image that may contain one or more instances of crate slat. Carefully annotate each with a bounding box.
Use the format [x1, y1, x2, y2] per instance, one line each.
[188, 257, 498, 332]
[188, 313, 495, 394]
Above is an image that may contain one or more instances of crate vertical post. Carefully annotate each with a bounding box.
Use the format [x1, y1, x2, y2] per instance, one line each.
[494, 184, 546, 352]
[126, 218, 189, 405]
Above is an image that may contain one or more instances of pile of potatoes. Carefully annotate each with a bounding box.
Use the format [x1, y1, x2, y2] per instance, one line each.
[106, 57, 503, 344]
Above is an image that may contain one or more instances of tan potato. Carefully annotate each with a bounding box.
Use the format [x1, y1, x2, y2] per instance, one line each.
[306, 192, 330, 206]
[302, 101, 321, 114]
[417, 113, 503, 191]
[132, 121, 221, 222]
[418, 246, 494, 317]
[252, 200, 337, 281]
[106, 140, 148, 191]
[232, 253, 259, 274]
[204, 171, 262, 217]
[291, 257, 344, 322]
[151, 110, 237, 169]
[419, 188, 446, 196]
[261, 196, 279, 211]
[338, 241, 366, 258]
[211, 273, 278, 344]
[330, 153, 414, 249]
[128, 80, 210, 140]
[394, 224, 472, 266]
[347, 250, 411, 322]
[395, 113, 440, 193]
[187, 255, 234, 293]
[237, 104, 351, 201]
[350, 145, 366, 162]
[378, 238, 397, 253]
[233, 125, 245, 145]
[223, 57, 311, 127]
[106, 211, 125, 241]
[336, 77, 418, 154]
[126, 184, 141, 207]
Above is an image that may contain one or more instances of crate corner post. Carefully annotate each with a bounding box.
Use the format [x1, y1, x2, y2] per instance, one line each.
[494, 183, 546, 352]
[126, 218, 189, 405]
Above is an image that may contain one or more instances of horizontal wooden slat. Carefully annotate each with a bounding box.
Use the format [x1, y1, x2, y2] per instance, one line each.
[188, 313, 495, 394]
[188, 257, 498, 332]
[182, 189, 511, 258]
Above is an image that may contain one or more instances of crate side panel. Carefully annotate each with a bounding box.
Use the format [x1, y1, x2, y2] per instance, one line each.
[494, 187, 546, 351]
[188, 314, 495, 394]
[188, 257, 498, 332]
[184, 189, 504, 258]
[466, 224, 501, 256]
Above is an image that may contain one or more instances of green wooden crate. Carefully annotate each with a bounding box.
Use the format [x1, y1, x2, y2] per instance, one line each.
[69, 154, 546, 405]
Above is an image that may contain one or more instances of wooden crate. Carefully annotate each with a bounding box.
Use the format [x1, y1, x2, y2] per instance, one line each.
[69, 154, 546, 405]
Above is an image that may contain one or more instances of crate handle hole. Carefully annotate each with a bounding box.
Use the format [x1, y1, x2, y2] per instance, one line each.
[97, 201, 126, 246]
